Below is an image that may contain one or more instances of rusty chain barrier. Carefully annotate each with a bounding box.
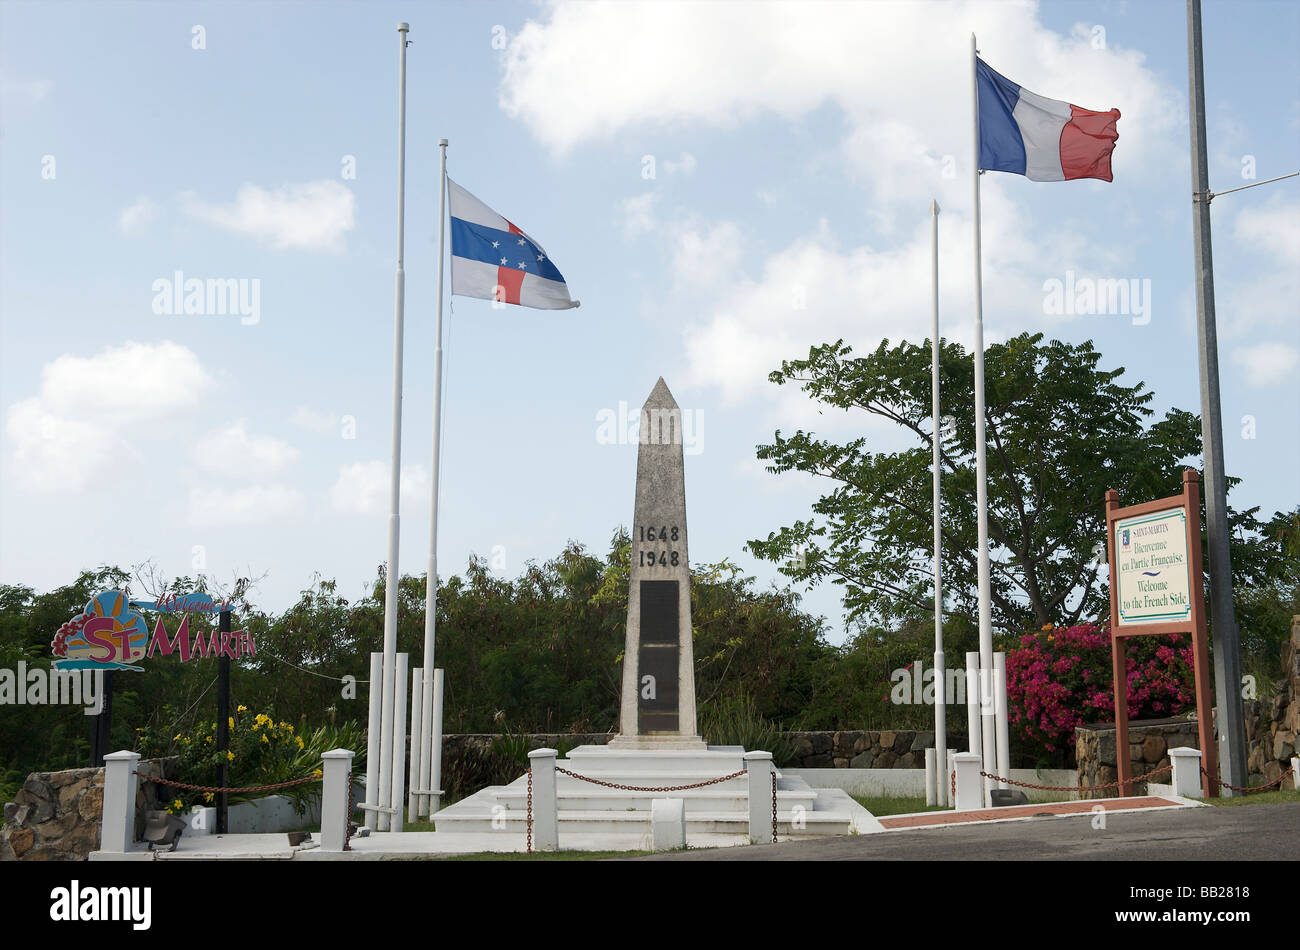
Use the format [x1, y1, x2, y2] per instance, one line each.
[771, 772, 778, 843]
[344, 769, 354, 851]
[1203, 764, 1295, 794]
[976, 763, 1172, 795]
[524, 767, 753, 854]
[148, 772, 322, 795]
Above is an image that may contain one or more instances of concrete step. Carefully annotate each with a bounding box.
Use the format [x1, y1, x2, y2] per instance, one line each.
[558, 745, 750, 775]
[495, 786, 818, 813]
[433, 808, 854, 836]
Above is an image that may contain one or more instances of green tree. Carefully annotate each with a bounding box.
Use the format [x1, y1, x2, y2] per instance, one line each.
[747, 332, 1278, 640]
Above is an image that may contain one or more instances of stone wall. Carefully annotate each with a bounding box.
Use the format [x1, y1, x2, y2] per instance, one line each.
[1, 758, 173, 862]
[1075, 718, 1197, 799]
[1244, 615, 1300, 786]
[784, 730, 967, 769]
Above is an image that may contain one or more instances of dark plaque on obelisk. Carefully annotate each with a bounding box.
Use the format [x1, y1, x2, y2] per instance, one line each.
[610, 378, 704, 749]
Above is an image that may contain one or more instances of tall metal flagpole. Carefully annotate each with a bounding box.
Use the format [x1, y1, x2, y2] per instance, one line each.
[375, 20, 410, 832]
[970, 33, 997, 804]
[930, 198, 947, 807]
[1186, 0, 1246, 792]
[419, 139, 449, 818]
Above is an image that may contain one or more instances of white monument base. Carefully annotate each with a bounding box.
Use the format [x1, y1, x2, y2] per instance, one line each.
[606, 733, 708, 751]
[432, 744, 875, 850]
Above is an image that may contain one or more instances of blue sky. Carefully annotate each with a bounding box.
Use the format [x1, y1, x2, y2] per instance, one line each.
[2, 0, 1297, 643]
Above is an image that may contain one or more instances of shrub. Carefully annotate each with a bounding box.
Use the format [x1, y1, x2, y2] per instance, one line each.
[1006, 623, 1196, 755]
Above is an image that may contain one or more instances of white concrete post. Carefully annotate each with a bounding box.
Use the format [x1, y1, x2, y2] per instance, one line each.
[965, 650, 982, 756]
[390, 652, 408, 832]
[320, 748, 355, 851]
[527, 748, 558, 851]
[1292, 757, 1299, 791]
[924, 748, 938, 806]
[1169, 747, 1203, 799]
[364, 652, 382, 830]
[953, 751, 984, 811]
[651, 798, 687, 851]
[743, 751, 774, 842]
[993, 651, 1011, 789]
[428, 668, 445, 816]
[408, 666, 423, 819]
[100, 751, 140, 853]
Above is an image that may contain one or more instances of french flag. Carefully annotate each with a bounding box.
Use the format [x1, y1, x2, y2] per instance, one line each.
[448, 178, 579, 310]
[976, 57, 1120, 182]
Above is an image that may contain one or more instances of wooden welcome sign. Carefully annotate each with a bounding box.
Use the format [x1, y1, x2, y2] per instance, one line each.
[1105, 469, 1217, 797]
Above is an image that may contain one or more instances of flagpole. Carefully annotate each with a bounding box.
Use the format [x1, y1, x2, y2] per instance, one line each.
[970, 33, 998, 804]
[374, 20, 409, 832]
[930, 197, 947, 807]
[419, 138, 449, 819]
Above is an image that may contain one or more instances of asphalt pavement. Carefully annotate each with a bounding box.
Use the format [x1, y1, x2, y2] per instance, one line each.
[621, 802, 1300, 860]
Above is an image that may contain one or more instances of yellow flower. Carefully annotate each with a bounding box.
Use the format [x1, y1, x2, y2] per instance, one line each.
[226, 751, 235, 761]
[261, 733, 270, 744]
[203, 792, 214, 803]
[312, 769, 323, 779]
[295, 736, 304, 750]
[172, 799, 183, 811]
[205, 736, 213, 744]
[237, 705, 247, 713]
[173, 734, 182, 742]
[228, 717, 235, 729]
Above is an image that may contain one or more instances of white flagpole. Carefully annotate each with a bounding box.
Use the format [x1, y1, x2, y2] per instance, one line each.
[930, 197, 947, 806]
[375, 20, 410, 832]
[970, 33, 997, 805]
[419, 138, 449, 819]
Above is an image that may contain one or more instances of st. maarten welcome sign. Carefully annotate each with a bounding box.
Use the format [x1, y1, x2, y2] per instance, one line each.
[51, 591, 256, 673]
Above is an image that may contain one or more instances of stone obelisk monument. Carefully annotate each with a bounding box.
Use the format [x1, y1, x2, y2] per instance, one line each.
[610, 378, 706, 750]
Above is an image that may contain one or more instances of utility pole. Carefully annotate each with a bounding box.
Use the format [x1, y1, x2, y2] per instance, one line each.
[1186, 0, 1246, 792]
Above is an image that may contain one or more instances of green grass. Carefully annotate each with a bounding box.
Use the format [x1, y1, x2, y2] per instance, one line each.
[1206, 788, 1300, 807]
[850, 794, 949, 816]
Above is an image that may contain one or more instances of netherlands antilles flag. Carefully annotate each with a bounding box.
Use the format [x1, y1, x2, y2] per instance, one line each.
[976, 57, 1120, 182]
[447, 178, 579, 310]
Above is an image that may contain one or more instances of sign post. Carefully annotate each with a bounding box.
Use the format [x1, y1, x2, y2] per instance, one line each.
[216, 608, 231, 833]
[1105, 469, 1217, 798]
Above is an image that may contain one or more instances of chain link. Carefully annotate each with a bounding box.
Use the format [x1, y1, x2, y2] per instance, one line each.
[555, 767, 748, 792]
[344, 769, 354, 851]
[977, 763, 1171, 793]
[148, 772, 322, 794]
[523, 766, 752, 853]
[1202, 765, 1295, 794]
[771, 772, 778, 843]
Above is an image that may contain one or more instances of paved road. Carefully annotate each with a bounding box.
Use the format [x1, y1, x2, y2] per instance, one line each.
[621, 802, 1300, 860]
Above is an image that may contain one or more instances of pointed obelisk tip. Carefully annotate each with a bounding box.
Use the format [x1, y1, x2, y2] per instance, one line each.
[644, 376, 678, 409]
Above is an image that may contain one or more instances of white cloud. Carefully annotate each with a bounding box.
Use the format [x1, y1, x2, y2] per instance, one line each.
[182, 180, 356, 253]
[3, 398, 122, 494]
[193, 420, 298, 477]
[620, 192, 659, 239]
[663, 151, 697, 175]
[329, 461, 428, 515]
[0, 75, 53, 108]
[289, 406, 337, 434]
[4, 341, 215, 493]
[1223, 199, 1300, 338]
[1232, 343, 1300, 386]
[1234, 200, 1300, 264]
[118, 197, 160, 236]
[500, 2, 1181, 204]
[671, 219, 743, 288]
[38, 341, 213, 419]
[188, 484, 308, 526]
